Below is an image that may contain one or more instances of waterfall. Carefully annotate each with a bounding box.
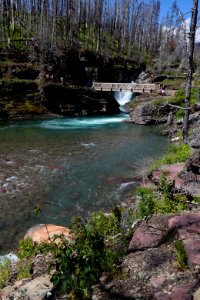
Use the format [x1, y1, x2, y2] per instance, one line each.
[114, 91, 133, 112]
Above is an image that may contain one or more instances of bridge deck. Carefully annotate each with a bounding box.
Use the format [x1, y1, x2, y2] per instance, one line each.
[93, 82, 160, 93]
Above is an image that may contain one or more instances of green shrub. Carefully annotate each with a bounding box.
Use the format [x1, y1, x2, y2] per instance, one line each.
[175, 108, 184, 120]
[18, 237, 53, 259]
[136, 176, 188, 217]
[0, 259, 11, 288]
[152, 97, 168, 106]
[17, 260, 31, 280]
[136, 187, 155, 218]
[155, 175, 188, 214]
[174, 240, 188, 270]
[51, 209, 132, 299]
[150, 144, 191, 172]
[161, 144, 191, 164]
[51, 221, 109, 298]
[18, 238, 37, 259]
[175, 88, 198, 105]
[155, 192, 188, 214]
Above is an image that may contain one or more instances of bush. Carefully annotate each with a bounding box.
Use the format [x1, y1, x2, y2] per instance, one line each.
[174, 240, 188, 270]
[161, 144, 191, 164]
[18, 238, 37, 259]
[51, 209, 132, 299]
[0, 259, 11, 288]
[175, 88, 198, 105]
[17, 260, 31, 280]
[155, 175, 188, 213]
[135, 186, 156, 218]
[150, 144, 191, 172]
[135, 175, 188, 218]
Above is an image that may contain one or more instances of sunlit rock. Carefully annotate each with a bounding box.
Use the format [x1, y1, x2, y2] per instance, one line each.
[24, 224, 72, 243]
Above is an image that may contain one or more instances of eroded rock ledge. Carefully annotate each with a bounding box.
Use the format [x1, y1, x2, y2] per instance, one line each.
[93, 211, 200, 300]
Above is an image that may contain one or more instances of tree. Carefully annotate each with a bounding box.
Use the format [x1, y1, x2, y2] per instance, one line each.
[183, 0, 198, 143]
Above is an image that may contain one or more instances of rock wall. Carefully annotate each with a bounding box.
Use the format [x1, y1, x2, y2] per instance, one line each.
[0, 48, 144, 119]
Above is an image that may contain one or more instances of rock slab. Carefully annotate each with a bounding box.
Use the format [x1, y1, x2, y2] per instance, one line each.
[1, 274, 53, 300]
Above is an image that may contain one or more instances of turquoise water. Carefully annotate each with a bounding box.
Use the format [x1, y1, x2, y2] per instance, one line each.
[0, 115, 167, 251]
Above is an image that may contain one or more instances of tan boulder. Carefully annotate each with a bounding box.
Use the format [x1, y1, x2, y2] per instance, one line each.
[1, 274, 53, 300]
[24, 224, 72, 243]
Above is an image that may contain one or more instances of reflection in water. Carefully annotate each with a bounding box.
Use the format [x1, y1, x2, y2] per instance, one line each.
[0, 116, 167, 252]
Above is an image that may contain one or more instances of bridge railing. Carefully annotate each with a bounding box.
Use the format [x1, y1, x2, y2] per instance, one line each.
[92, 82, 160, 92]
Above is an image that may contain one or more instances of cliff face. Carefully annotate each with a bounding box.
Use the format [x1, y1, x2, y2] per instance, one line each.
[0, 48, 142, 119]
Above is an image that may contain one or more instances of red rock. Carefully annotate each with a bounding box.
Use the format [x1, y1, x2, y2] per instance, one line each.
[154, 291, 170, 300]
[149, 275, 167, 289]
[168, 213, 200, 273]
[183, 239, 200, 272]
[129, 226, 164, 250]
[128, 214, 170, 251]
[24, 224, 72, 243]
[152, 163, 185, 189]
[168, 212, 200, 229]
[170, 282, 197, 300]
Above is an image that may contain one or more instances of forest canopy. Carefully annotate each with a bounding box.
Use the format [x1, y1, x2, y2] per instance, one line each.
[0, 0, 194, 66]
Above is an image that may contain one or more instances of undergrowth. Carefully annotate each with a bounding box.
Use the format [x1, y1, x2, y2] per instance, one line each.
[15, 206, 134, 299]
[174, 240, 188, 270]
[135, 175, 188, 219]
[51, 207, 134, 299]
[149, 143, 191, 172]
[0, 259, 11, 288]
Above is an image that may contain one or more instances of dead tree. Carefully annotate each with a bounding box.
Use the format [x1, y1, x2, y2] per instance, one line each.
[183, 0, 198, 144]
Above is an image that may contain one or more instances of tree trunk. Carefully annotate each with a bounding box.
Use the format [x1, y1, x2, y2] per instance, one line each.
[183, 0, 198, 143]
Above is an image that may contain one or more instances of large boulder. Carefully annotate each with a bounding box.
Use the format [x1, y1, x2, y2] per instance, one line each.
[24, 224, 72, 243]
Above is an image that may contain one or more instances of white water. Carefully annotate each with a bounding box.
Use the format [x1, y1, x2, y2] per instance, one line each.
[114, 91, 133, 106]
[40, 115, 129, 129]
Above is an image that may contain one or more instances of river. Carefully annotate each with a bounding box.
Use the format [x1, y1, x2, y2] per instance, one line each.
[0, 115, 168, 252]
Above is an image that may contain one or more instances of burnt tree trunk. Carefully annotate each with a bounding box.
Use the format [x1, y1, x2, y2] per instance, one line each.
[183, 0, 198, 144]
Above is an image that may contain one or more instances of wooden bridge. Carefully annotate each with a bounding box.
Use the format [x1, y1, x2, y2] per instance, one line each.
[92, 82, 160, 93]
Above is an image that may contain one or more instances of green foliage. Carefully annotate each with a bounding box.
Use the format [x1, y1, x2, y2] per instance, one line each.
[17, 260, 31, 280]
[18, 238, 37, 259]
[192, 195, 200, 204]
[175, 108, 184, 120]
[135, 187, 155, 218]
[174, 240, 188, 270]
[152, 97, 168, 106]
[193, 79, 200, 87]
[175, 88, 198, 105]
[161, 144, 191, 164]
[51, 208, 132, 299]
[17, 100, 43, 114]
[155, 175, 188, 214]
[161, 78, 184, 90]
[0, 259, 11, 288]
[18, 237, 53, 259]
[150, 144, 191, 172]
[136, 175, 188, 218]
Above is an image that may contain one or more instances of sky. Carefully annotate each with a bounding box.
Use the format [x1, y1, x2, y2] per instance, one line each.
[160, 0, 200, 42]
[160, 0, 195, 19]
